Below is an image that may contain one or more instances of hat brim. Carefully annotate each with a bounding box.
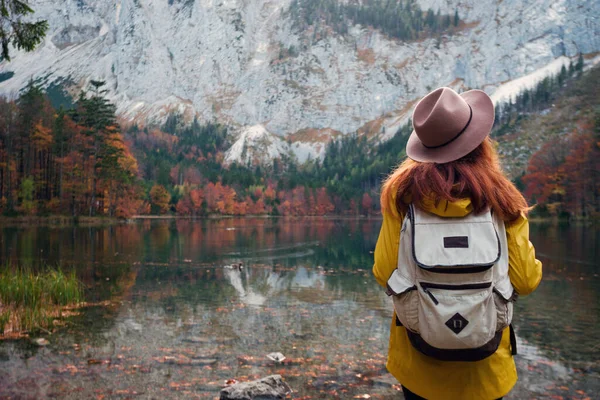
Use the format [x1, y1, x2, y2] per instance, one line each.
[406, 90, 495, 164]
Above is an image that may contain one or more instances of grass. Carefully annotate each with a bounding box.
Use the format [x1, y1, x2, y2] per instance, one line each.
[0, 263, 84, 337]
[0, 310, 9, 334]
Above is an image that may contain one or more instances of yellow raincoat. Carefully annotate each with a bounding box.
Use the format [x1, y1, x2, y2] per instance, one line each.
[373, 197, 542, 400]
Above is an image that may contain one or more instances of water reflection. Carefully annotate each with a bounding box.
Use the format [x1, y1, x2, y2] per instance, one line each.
[0, 219, 598, 399]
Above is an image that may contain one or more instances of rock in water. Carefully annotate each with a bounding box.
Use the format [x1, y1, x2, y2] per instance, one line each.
[220, 375, 291, 400]
[31, 338, 49, 347]
[266, 352, 286, 363]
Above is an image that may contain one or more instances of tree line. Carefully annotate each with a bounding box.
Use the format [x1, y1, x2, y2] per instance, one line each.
[0, 81, 141, 217]
[2, 61, 596, 219]
[289, 0, 460, 42]
[125, 112, 391, 217]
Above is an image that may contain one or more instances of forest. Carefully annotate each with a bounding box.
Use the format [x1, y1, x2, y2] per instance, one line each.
[0, 60, 597, 219]
[124, 115, 399, 217]
[518, 61, 600, 219]
[289, 0, 460, 42]
[0, 80, 141, 218]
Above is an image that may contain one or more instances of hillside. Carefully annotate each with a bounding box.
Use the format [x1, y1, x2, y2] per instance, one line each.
[497, 62, 600, 180]
[497, 65, 600, 218]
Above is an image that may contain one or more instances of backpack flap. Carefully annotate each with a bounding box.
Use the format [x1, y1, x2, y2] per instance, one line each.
[410, 205, 500, 269]
[386, 269, 416, 296]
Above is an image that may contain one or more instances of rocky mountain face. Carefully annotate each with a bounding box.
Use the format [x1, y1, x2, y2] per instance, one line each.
[0, 0, 598, 164]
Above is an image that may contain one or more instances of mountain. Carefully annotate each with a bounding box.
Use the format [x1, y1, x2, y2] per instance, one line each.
[0, 0, 599, 164]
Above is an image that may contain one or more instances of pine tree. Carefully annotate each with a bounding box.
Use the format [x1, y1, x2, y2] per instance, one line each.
[576, 53, 584, 73]
[558, 65, 567, 85]
[71, 80, 119, 215]
[568, 61, 575, 76]
[0, 0, 49, 61]
[16, 80, 45, 179]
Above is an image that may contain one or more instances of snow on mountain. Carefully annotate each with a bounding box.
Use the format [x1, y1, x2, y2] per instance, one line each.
[0, 0, 598, 164]
[490, 56, 572, 105]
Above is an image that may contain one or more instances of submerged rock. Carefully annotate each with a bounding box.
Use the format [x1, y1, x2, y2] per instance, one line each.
[220, 375, 291, 400]
[156, 355, 218, 366]
[183, 336, 210, 344]
[183, 336, 236, 344]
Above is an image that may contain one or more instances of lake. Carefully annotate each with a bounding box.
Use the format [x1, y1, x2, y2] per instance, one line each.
[0, 218, 598, 399]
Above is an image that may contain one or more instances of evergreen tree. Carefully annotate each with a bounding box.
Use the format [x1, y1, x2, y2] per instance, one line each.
[16, 80, 45, 178]
[289, 0, 457, 42]
[0, 0, 49, 61]
[576, 53, 584, 73]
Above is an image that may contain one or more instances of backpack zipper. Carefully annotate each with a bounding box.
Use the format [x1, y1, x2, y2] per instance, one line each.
[419, 282, 492, 306]
[421, 286, 439, 305]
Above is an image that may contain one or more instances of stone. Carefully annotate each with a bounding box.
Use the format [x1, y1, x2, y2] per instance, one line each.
[183, 336, 210, 344]
[157, 355, 218, 366]
[220, 375, 292, 400]
[265, 352, 286, 363]
[31, 338, 49, 347]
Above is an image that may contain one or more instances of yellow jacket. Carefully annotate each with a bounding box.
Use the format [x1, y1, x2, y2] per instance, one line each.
[373, 197, 542, 400]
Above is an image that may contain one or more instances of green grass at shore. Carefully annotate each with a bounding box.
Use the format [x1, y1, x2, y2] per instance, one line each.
[0, 264, 83, 336]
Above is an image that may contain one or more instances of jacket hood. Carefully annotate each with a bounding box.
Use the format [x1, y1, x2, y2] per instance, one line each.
[419, 197, 473, 218]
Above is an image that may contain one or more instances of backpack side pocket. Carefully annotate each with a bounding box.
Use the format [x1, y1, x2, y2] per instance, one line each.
[387, 270, 419, 332]
[493, 289, 513, 332]
[392, 288, 419, 331]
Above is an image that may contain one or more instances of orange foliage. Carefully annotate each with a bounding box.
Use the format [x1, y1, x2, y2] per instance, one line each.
[264, 185, 276, 202]
[32, 121, 53, 149]
[361, 193, 373, 215]
[523, 122, 600, 217]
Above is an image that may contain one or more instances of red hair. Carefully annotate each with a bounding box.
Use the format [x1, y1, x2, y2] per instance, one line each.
[381, 137, 529, 221]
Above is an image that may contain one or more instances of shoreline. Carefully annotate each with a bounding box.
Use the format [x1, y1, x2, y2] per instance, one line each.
[0, 214, 597, 226]
[0, 215, 120, 227]
[0, 214, 382, 226]
[130, 214, 383, 220]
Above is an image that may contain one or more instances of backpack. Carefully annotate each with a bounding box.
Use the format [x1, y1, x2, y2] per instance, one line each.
[386, 204, 517, 361]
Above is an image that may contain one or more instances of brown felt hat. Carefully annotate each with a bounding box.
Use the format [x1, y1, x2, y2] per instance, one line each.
[406, 87, 495, 164]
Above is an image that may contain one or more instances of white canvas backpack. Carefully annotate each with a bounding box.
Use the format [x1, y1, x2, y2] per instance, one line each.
[386, 204, 517, 361]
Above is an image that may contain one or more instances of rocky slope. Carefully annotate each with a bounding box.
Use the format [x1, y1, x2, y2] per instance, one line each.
[0, 0, 598, 164]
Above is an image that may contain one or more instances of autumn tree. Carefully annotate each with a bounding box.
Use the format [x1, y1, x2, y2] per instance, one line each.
[523, 118, 600, 218]
[150, 184, 171, 214]
[361, 192, 373, 215]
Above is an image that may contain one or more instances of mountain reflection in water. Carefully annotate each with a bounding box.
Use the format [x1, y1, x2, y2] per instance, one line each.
[0, 218, 598, 399]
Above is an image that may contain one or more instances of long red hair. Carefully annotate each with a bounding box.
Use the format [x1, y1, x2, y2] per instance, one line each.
[381, 137, 529, 221]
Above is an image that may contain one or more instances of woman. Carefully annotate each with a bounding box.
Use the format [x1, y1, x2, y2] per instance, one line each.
[372, 87, 542, 400]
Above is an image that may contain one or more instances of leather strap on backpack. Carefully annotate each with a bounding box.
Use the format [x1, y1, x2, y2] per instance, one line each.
[509, 324, 517, 355]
